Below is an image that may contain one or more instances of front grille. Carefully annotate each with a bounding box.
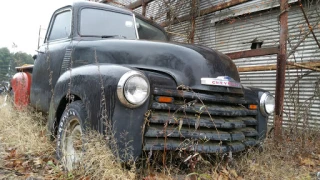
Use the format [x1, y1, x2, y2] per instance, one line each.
[143, 87, 259, 153]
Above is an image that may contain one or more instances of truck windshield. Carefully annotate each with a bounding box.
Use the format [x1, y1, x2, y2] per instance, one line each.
[135, 18, 167, 41]
[80, 8, 137, 39]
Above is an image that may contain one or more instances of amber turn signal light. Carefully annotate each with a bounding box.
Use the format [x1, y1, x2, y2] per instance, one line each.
[249, 104, 257, 110]
[156, 96, 174, 103]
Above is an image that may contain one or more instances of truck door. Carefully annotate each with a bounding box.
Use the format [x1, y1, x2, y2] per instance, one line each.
[30, 8, 72, 112]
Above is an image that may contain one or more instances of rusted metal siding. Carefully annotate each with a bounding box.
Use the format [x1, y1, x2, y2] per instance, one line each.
[199, 0, 225, 10]
[194, 13, 216, 48]
[284, 4, 319, 128]
[169, 21, 191, 43]
[215, 10, 280, 53]
[210, 0, 297, 22]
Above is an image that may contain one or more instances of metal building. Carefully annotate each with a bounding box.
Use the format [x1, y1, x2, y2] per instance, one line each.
[105, 0, 320, 128]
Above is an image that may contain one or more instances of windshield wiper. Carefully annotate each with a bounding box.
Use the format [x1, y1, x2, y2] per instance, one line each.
[101, 35, 127, 39]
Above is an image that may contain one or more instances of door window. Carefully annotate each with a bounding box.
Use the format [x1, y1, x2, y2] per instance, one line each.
[48, 10, 71, 41]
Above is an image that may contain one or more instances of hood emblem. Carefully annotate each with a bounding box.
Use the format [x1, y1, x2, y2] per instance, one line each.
[201, 76, 242, 88]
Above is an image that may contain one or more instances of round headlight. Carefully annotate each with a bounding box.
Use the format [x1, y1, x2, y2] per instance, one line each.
[117, 71, 150, 108]
[260, 92, 275, 116]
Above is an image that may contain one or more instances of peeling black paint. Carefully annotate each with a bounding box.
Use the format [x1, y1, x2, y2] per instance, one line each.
[143, 138, 257, 153]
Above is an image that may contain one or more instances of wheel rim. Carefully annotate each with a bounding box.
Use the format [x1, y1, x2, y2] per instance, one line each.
[62, 118, 82, 170]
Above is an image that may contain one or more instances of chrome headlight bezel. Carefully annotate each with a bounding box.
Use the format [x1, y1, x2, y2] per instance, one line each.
[117, 70, 150, 108]
[260, 92, 275, 116]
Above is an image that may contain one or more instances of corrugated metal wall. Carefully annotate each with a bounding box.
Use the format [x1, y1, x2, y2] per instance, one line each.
[213, 3, 320, 127]
[194, 13, 216, 48]
[110, 0, 320, 128]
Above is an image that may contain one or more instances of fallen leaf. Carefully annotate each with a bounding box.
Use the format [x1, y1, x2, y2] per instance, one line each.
[45, 169, 54, 175]
[5, 148, 17, 159]
[220, 167, 229, 176]
[22, 160, 30, 168]
[79, 176, 91, 180]
[33, 157, 43, 166]
[300, 157, 316, 166]
[143, 173, 156, 180]
[248, 160, 260, 172]
[229, 169, 238, 178]
[13, 159, 23, 167]
[4, 161, 14, 168]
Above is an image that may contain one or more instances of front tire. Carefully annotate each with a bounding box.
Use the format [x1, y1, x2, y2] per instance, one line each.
[56, 100, 87, 171]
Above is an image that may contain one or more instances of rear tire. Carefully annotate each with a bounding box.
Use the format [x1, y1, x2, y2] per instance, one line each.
[56, 100, 87, 171]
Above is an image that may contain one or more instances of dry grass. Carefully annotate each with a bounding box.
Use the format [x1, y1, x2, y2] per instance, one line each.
[0, 104, 52, 155]
[0, 96, 319, 179]
[0, 97, 134, 179]
[72, 132, 136, 180]
[231, 138, 318, 179]
[140, 136, 319, 180]
[0, 97, 56, 179]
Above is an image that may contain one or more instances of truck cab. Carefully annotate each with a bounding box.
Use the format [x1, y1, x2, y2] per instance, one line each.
[12, 1, 275, 170]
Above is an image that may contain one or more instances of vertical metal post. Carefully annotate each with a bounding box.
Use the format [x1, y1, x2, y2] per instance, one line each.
[189, 0, 196, 43]
[274, 0, 288, 141]
[142, 0, 146, 16]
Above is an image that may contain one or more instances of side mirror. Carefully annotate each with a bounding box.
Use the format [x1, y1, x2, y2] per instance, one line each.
[32, 55, 37, 61]
[136, 23, 141, 29]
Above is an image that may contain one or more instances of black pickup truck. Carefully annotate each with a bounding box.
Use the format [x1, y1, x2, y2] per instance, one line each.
[12, 1, 275, 170]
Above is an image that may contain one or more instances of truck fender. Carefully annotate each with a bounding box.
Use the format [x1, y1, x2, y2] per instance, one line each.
[243, 86, 270, 139]
[48, 64, 150, 161]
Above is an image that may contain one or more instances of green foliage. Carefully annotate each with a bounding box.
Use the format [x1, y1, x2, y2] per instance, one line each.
[0, 47, 11, 82]
[0, 47, 34, 82]
[12, 52, 34, 67]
